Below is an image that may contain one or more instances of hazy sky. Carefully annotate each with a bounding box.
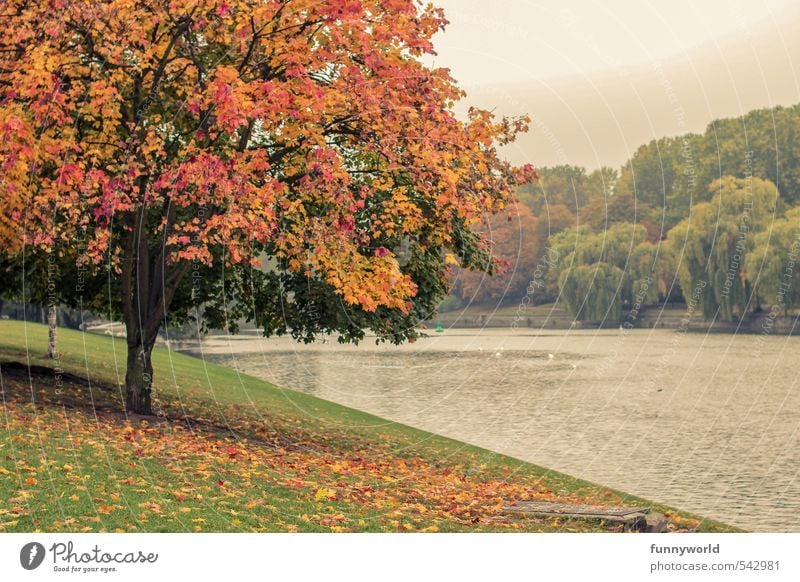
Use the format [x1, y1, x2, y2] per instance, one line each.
[430, 0, 797, 85]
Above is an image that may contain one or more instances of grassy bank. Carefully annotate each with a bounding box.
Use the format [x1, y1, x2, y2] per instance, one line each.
[0, 320, 736, 532]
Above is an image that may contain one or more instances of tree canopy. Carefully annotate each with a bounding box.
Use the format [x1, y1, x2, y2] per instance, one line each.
[0, 0, 534, 413]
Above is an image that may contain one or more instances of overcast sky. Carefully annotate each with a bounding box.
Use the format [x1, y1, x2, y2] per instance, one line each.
[429, 0, 797, 85]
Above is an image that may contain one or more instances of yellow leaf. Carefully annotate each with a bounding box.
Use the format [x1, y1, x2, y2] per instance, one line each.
[314, 488, 336, 502]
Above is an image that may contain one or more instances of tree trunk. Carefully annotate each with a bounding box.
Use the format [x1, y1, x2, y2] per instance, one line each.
[125, 339, 154, 415]
[47, 305, 58, 360]
[47, 305, 58, 359]
[120, 253, 188, 415]
[120, 198, 191, 415]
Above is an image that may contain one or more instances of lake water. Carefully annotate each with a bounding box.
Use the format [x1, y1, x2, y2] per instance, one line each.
[185, 328, 800, 532]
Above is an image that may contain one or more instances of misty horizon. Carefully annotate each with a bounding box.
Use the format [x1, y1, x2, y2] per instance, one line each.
[436, 1, 800, 170]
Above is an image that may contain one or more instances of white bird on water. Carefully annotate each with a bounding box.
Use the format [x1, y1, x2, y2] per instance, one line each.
[548, 353, 554, 360]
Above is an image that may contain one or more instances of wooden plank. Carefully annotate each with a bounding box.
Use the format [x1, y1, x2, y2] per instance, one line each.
[504, 501, 647, 517]
[503, 501, 668, 532]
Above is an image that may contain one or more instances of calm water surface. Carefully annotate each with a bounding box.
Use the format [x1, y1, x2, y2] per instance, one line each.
[186, 328, 800, 531]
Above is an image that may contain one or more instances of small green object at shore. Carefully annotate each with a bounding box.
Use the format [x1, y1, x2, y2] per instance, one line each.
[435, 322, 444, 333]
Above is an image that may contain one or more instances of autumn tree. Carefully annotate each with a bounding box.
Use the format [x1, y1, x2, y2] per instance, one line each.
[455, 201, 539, 304]
[0, 0, 534, 414]
[525, 202, 574, 304]
[0, 108, 29, 255]
[533, 203, 575, 243]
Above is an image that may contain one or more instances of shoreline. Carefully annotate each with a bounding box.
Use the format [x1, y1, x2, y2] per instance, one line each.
[433, 304, 800, 335]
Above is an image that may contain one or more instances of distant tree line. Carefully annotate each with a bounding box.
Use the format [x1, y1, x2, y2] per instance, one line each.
[449, 103, 800, 323]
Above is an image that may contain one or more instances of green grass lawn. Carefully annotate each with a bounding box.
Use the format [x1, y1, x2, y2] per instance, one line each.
[0, 320, 736, 532]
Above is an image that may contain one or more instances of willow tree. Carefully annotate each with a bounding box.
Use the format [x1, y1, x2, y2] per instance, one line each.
[0, 0, 535, 414]
[548, 223, 654, 320]
[559, 262, 624, 322]
[627, 239, 664, 304]
[746, 207, 800, 316]
[665, 176, 778, 320]
[542, 224, 594, 302]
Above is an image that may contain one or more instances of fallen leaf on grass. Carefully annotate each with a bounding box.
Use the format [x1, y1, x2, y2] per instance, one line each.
[314, 488, 337, 502]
